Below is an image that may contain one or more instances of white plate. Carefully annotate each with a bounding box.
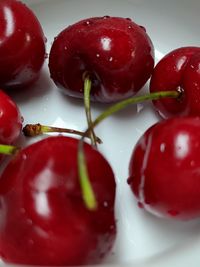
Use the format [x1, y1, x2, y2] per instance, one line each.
[3, 0, 200, 267]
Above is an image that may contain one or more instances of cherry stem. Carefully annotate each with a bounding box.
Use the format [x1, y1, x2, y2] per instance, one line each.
[84, 77, 97, 147]
[78, 89, 180, 210]
[23, 123, 102, 144]
[0, 144, 19, 155]
[78, 141, 98, 211]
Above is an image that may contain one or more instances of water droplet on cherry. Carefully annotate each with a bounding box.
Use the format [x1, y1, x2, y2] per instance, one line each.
[127, 176, 132, 185]
[103, 201, 108, 207]
[139, 25, 146, 32]
[103, 16, 110, 19]
[138, 202, 144, 209]
[168, 210, 179, 216]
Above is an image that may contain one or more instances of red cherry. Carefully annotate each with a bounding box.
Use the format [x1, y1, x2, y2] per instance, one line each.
[128, 116, 200, 220]
[0, 90, 22, 144]
[0, 0, 46, 89]
[49, 16, 154, 103]
[150, 46, 200, 118]
[0, 136, 116, 266]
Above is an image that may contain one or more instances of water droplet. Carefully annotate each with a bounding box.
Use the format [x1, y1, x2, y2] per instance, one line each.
[138, 202, 144, 209]
[103, 15, 110, 19]
[27, 219, 33, 225]
[103, 201, 108, 207]
[22, 154, 27, 160]
[160, 143, 166, 152]
[96, 53, 100, 58]
[64, 46, 68, 50]
[127, 176, 132, 185]
[21, 116, 24, 123]
[190, 160, 195, 167]
[128, 25, 133, 29]
[168, 210, 179, 216]
[109, 57, 113, 62]
[20, 208, 25, 214]
[110, 224, 115, 230]
[139, 25, 146, 32]
[28, 239, 34, 245]
[84, 20, 92, 26]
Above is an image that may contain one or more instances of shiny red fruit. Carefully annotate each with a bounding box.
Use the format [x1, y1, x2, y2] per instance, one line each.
[49, 16, 154, 103]
[0, 136, 116, 266]
[128, 116, 200, 220]
[0, 90, 22, 146]
[0, 0, 46, 89]
[150, 46, 200, 118]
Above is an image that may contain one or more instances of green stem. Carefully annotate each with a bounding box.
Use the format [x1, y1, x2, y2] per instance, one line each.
[88, 90, 180, 130]
[78, 141, 98, 210]
[78, 90, 180, 210]
[84, 77, 97, 147]
[0, 144, 19, 155]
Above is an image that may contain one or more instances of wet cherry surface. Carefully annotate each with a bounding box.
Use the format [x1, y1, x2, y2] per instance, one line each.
[150, 46, 200, 118]
[49, 16, 154, 103]
[128, 116, 200, 220]
[0, 136, 116, 266]
[0, 0, 46, 89]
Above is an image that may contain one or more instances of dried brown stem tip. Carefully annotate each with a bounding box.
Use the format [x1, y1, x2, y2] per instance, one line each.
[23, 123, 102, 144]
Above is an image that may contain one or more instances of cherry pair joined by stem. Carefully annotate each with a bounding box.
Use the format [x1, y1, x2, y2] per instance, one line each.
[0, 0, 46, 90]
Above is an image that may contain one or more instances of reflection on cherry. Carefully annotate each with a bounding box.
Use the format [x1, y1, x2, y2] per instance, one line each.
[0, 136, 116, 266]
[128, 116, 200, 220]
[0, 0, 46, 90]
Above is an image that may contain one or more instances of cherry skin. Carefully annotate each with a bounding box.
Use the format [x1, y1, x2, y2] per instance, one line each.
[0, 90, 22, 144]
[0, 136, 116, 266]
[0, 0, 46, 90]
[49, 16, 154, 103]
[128, 116, 200, 220]
[150, 46, 200, 118]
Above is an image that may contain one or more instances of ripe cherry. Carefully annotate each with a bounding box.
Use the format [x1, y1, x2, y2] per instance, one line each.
[0, 90, 22, 162]
[0, 136, 116, 266]
[49, 16, 154, 103]
[150, 46, 200, 118]
[0, 0, 46, 90]
[128, 116, 200, 220]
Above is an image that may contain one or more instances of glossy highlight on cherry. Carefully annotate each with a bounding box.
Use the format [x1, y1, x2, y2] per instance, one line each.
[0, 136, 116, 266]
[150, 46, 200, 118]
[49, 16, 155, 103]
[0, 0, 46, 90]
[128, 116, 200, 220]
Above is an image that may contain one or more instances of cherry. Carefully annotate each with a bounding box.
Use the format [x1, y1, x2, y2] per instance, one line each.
[0, 90, 22, 162]
[0, 0, 46, 90]
[49, 16, 154, 103]
[150, 46, 200, 118]
[0, 136, 116, 266]
[128, 116, 200, 220]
